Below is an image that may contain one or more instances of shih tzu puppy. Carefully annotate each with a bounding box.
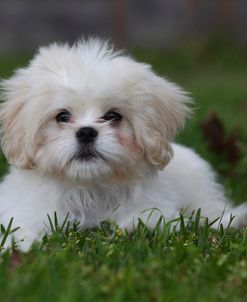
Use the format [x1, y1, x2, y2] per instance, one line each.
[0, 38, 246, 251]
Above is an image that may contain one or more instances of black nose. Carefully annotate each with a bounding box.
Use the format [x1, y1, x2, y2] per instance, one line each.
[76, 127, 98, 144]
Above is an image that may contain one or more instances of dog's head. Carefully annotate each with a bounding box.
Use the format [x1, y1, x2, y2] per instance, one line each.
[0, 39, 191, 184]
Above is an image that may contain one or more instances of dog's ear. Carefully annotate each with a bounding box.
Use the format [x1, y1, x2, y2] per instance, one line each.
[133, 70, 192, 169]
[0, 71, 34, 168]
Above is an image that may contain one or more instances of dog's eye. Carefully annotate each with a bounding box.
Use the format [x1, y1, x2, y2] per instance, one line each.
[56, 110, 71, 123]
[103, 111, 122, 122]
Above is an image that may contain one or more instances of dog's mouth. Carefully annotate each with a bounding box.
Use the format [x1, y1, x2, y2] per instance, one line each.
[73, 146, 105, 162]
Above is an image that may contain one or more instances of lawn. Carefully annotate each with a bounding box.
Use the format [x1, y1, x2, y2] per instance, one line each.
[0, 42, 247, 302]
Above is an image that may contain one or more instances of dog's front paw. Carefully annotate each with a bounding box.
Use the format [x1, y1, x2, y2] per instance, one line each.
[1, 229, 41, 252]
[221, 204, 247, 229]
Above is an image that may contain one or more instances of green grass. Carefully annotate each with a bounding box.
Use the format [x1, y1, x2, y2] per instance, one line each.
[1, 214, 247, 302]
[0, 43, 247, 301]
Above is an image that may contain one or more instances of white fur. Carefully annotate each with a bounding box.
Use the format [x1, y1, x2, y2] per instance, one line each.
[0, 38, 246, 251]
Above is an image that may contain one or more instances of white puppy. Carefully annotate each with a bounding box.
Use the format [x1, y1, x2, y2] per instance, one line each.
[0, 39, 246, 251]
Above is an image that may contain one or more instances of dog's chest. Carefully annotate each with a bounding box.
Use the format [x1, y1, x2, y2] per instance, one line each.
[63, 186, 133, 227]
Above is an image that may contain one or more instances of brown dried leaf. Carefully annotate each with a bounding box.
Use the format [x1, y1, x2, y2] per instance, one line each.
[200, 112, 226, 153]
[200, 111, 242, 176]
[225, 130, 241, 165]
